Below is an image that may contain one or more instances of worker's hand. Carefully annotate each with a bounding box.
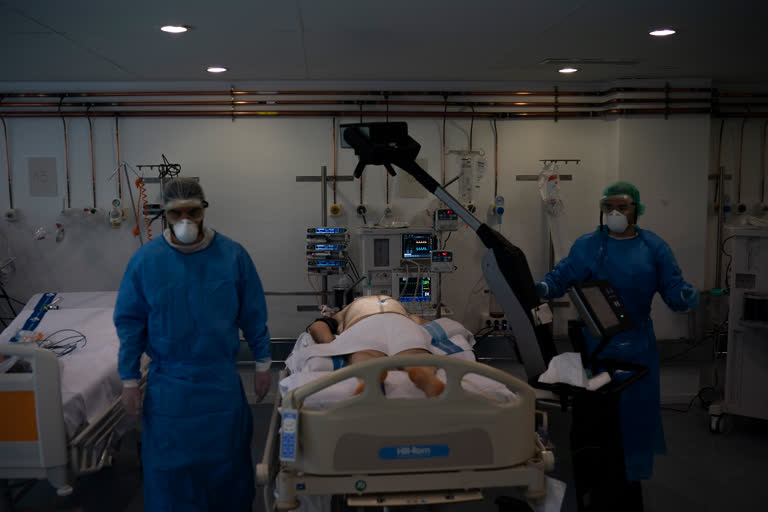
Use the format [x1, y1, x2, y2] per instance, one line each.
[122, 387, 142, 416]
[535, 281, 548, 299]
[320, 305, 338, 318]
[682, 287, 700, 310]
[253, 371, 271, 402]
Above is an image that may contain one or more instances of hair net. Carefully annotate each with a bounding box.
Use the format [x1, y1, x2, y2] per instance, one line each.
[601, 181, 645, 216]
[163, 178, 208, 210]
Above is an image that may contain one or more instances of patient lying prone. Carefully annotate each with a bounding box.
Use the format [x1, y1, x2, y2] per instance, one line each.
[307, 296, 446, 397]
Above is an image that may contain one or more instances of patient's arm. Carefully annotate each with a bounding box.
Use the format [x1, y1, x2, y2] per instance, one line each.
[308, 320, 336, 344]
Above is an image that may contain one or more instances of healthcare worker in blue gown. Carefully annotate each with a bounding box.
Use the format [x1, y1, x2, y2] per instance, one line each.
[115, 178, 271, 511]
[536, 182, 699, 487]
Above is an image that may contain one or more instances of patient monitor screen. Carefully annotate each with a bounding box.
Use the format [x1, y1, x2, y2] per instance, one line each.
[398, 276, 432, 302]
[582, 286, 619, 329]
[402, 233, 435, 259]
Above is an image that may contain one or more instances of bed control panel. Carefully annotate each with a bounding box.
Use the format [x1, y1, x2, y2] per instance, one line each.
[279, 409, 299, 462]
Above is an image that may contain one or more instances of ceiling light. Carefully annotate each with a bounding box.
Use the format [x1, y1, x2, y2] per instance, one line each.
[206, 67, 228, 73]
[161, 25, 188, 34]
[649, 28, 676, 37]
[558, 67, 578, 74]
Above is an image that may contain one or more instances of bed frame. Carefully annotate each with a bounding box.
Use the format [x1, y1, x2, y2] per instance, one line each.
[257, 354, 553, 510]
[0, 343, 133, 500]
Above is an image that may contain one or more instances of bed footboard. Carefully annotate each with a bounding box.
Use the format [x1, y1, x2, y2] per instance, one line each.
[266, 356, 552, 510]
[0, 343, 71, 495]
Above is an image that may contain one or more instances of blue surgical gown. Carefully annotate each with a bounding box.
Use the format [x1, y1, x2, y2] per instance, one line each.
[115, 232, 270, 511]
[541, 228, 691, 481]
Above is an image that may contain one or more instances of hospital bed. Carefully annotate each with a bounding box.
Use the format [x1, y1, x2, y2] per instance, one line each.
[0, 292, 134, 500]
[257, 322, 554, 510]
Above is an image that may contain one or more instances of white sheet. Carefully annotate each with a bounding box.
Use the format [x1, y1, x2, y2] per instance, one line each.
[280, 317, 516, 409]
[0, 292, 122, 439]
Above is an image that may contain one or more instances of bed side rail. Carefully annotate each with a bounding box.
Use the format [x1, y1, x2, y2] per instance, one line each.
[284, 354, 535, 409]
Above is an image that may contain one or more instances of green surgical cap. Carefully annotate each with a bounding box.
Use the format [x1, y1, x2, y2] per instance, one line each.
[602, 181, 645, 216]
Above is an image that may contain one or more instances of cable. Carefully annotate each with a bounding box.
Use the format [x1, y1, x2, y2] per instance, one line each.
[442, 231, 452, 250]
[135, 177, 152, 241]
[468, 105, 476, 152]
[661, 386, 716, 413]
[346, 255, 361, 281]
[0, 282, 18, 317]
[721, 235, 735, 289]
[37, 329, 87, 358]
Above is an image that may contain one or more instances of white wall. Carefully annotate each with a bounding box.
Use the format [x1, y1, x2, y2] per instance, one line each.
[0, 107, 714, 339]
[616, 117, 711, 339]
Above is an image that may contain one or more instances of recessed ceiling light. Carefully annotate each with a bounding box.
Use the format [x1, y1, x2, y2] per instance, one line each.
[206, 66, 228, 73]
[558, 67, 578, 74]
[649, 28, 676, 37]
[161, 25, 188, 34]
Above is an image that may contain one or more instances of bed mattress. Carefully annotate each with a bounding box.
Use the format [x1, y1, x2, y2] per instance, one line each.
[280, 317, 517, 409]
[0, 292, 123, 439]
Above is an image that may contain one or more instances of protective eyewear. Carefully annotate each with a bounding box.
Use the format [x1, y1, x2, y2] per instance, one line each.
[599, 195, 635, 215]
[166, 207, 204, 223]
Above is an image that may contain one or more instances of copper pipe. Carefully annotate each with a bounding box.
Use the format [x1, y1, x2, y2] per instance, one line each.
[0, 86, 714, 98]
[737, 119, 745, 203]
[0, 97, 715, 109]
[115, 116, 122, 199]
[719, 92, 768, 98]
[331, 117, 337, 204]
[62, 117, 71, 208]
[1, 117, 11, 208]
[87, 117, 96, 208]
[0, 107, 713, 118]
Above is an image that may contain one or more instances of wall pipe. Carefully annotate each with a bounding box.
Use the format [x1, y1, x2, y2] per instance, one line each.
[331, 117, 337, 204]
[762, 121, 767, 204]
[714, 120, 726, 289]
[737, 119, 746, 204]
[87, 117, 96, 208]
[0, 97, 716, 109]
[493, 119, 499, 198]
[0, 108, 713, 119]
[0, 87, 715, 98]
[115, 116, 122, 200]
[61, 117, 71, 208]
[0, 117, 11, 209]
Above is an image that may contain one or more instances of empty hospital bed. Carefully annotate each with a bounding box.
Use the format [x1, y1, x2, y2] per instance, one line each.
[0, 292, 135, 501]
[257, 318, 554, 510]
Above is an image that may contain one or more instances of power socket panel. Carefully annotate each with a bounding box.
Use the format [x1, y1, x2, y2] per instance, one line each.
[479, 313, 511, 332]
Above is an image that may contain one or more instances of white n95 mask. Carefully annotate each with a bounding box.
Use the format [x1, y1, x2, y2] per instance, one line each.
[605, 210, 629, 234]
[173, 219, 199, 244]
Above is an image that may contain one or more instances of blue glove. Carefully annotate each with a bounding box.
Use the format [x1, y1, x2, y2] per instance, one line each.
[681, 286, 700, 309]
[535, 281, 548, 299]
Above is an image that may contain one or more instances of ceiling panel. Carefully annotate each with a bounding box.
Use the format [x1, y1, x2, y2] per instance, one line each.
[0, 5, 49, 33]
[0, 0, 765, 84]
[0, 34, 133, 81]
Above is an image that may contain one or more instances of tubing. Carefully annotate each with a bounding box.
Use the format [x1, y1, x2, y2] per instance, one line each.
[0, 117, 11, 208]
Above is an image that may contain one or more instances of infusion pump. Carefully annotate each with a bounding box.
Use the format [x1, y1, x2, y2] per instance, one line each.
[356, 227, 445, 316]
